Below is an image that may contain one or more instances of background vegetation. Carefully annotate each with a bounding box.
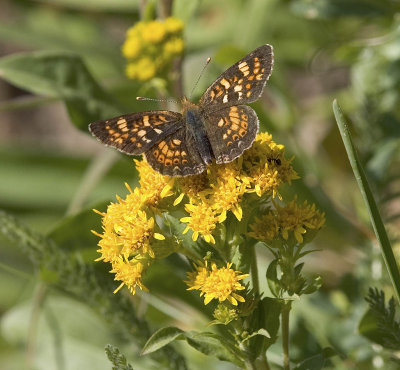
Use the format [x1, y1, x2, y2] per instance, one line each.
[0, 0, 399, 369]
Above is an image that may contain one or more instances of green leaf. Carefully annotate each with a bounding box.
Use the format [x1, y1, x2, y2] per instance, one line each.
[359, 308, 384, 345]
[302, 276, 323, 295]
[0, 51, 121, 130]
[141, 327, 185, 355]
[261, 297, 282, 349]
[185, 332, 244, 367]
[333, 99, 400, 304]
[105, 344, 134, 370]
[293, 347, 337, 370]
[266, 259, 281, 298]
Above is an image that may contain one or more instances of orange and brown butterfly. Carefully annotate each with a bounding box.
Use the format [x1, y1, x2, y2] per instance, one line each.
[89, 44, 274, 176]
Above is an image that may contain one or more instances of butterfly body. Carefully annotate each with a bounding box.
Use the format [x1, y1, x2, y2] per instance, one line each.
[183, 99, 214, 166]
[89, 44, 274, 177]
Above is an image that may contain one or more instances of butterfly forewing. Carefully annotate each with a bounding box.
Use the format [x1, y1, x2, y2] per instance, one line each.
[89, 111, 183, 155]
[145, 128, 206, 176]
[203, 105, 259, 164]
[199, 44, 273, 112]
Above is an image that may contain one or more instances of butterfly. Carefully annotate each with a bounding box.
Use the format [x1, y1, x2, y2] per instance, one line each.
[89, 44, 274, 176]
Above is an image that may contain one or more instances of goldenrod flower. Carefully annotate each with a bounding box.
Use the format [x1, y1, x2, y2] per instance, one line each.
[164, 17, 184, 34]
[93, 159, 171, 265]
[95, 195, 160, 259]
[186, 262, 248, 305]
[122, 38, 142, 59]
[243, 133, 298, 197]
[276, 198, 325, 243]
[126, 57, 157, 81]
[248, 213, 279, 241]
[181, 201, 225, 244]
[164, 38, 184, 56]
[142, 20, 166, 43]
[186, 261, 209, 290]
[135, 159, 174, 206]
[175, 172, 209, 204]
[111, 257, 148, 295]
[210, 164, 246, 220]
[122, 18, 184, 82]
[249, 198, 325, 244]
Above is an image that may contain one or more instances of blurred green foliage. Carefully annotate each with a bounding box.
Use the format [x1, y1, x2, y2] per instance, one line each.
[1, 0, 400, 369]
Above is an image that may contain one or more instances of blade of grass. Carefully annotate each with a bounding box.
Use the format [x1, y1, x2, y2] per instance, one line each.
[332, 99, 400, 304]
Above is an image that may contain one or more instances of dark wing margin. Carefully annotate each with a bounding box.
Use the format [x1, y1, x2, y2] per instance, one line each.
[145, 128, 206, 176]
[199, 44, 273, 112]
[89, 110, 183, 155]
[204, 105, 259, 164]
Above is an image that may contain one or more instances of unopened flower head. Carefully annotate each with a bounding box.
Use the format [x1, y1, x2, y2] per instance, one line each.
[276, 197, 325, 243]
[122, 17, 184, 81]
[249, 197, 325, 244]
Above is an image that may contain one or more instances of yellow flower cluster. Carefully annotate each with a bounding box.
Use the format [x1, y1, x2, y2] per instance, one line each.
[92, 160, 174, 295]
[176, 133, 298, 243]
[242, 132, 299, 197]
[122, 17, 184, 81]
[249, 197, 326, 244]
[186, 261, 248, 305]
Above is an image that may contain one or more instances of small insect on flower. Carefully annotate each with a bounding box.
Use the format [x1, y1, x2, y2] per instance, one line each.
[89, 44, 274, 177]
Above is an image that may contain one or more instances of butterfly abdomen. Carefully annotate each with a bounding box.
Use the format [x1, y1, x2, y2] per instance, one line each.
[185, 107, 214, 165]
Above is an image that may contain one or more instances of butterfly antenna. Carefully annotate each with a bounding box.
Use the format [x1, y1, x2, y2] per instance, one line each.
[189, 57, 211, 99]
[136, 97, 178, 104]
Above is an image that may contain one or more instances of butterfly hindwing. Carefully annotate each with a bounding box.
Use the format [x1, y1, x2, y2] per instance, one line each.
[204, 105, 259, 164]
[145, 128, 206, 176]
[199, 44, 273, 112]
[89, 111, 183, 155]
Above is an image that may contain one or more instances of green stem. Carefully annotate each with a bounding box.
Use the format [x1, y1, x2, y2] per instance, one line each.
[249, 243, 260, 295]
[244, 359, 257, 370]
[261, 353, 271, 370]
[333, 100, 400, 304]
[282, 301, 292, 370]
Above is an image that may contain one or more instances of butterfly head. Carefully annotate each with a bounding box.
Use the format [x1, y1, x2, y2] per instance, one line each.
[180, 96, 198, 113]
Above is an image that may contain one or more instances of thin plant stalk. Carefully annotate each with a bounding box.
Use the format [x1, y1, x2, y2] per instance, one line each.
[333, 99, 400, 304]
[250, 243, 260, 294]
[282, 301, 292, 370]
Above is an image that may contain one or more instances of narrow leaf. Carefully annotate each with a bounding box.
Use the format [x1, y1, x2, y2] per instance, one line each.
[141, 327, 185, 355]
[185, 332, 244, 367]
[0, 51, 121, 130]
[333, 99, 400, 304]
[293, 347, 337, 370]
